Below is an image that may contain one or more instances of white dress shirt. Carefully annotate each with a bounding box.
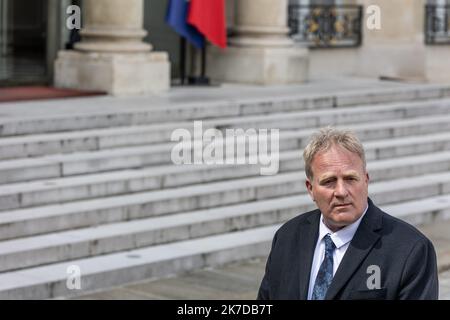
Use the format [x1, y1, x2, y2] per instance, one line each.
[307, 205, 368, 300]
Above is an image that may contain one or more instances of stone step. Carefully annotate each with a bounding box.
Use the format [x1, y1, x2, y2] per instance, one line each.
[1, 140, 450, 211]
[1, 84, 449, 138]
[0, 121, 194, 161]
[1, 114, 450, 186]
[2, 194, 450, 299]
[1, 97, 450, 160]
[0, 166, 450, 242]
[331, 85, 450, 107]
[0, 195, 309, 273]
[0, 96, 450, 160]
[0, 172, 305, 240]
[2, 167, 450, 273]
[283, 112, 450, 149]
[206, 97, 450, 130]
[0, 224, 278, 299]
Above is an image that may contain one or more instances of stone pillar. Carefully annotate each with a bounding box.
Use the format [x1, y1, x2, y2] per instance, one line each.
[54, 0, 170, 95]
[357, 0, 426, 81]
[207, 0, 309, 85]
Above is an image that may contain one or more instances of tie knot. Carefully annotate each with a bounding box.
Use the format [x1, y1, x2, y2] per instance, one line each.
[324, 234, 336, 252]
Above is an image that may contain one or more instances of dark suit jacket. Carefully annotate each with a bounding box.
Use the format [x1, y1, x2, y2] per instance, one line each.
[257, 198, 439, 300]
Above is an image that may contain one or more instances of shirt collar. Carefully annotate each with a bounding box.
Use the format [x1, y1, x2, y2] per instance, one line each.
[318, 204, 368, 249]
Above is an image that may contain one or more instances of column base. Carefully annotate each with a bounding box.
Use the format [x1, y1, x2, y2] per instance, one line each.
[54, 50, 170, 95]
[207, 46, 309, 85]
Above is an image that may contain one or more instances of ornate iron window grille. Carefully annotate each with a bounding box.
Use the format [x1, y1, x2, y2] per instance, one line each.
[425, 5, 450, 45]
[288, 4, 363, 48]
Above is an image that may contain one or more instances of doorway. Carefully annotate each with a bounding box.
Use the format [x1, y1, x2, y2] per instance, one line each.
[0, 0, 48, 86]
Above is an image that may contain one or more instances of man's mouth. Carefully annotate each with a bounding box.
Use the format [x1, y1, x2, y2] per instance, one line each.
[334, 203, 351, 208]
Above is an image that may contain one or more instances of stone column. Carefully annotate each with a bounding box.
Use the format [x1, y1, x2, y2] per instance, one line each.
[54, 0, 170, 95]
[208, 0, 309, 85]
[357, 0, 427, 81]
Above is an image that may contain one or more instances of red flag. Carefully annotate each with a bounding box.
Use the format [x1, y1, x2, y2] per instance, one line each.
[187, 0, 227, 49]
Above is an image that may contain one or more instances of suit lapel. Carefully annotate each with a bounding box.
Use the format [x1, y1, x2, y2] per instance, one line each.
[297, 212, 320, 300]
[325, 199, 383, 300]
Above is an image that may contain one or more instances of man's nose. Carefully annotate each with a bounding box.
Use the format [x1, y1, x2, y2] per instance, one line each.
[334, 180, 349, 198]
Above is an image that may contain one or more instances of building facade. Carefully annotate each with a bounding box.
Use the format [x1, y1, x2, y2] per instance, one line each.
[0, 0, 449, 93]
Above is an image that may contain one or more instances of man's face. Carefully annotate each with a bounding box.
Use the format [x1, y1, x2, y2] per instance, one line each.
[305, 144, 369, 232]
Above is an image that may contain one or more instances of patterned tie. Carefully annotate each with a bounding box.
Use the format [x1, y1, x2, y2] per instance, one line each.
[311, 234, 336, 300]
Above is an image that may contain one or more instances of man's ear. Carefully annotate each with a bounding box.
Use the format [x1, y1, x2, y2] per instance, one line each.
[305, 178, 314, 201]
[365, 171, 370, 184]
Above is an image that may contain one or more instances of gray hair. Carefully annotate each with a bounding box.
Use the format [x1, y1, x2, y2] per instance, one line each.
[303, 127, 366, 180]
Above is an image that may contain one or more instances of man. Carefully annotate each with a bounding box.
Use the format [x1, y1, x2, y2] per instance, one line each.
[257, 127, 438, 300]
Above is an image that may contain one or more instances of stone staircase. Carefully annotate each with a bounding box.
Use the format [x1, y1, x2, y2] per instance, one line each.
[1, 84, 450, 299]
